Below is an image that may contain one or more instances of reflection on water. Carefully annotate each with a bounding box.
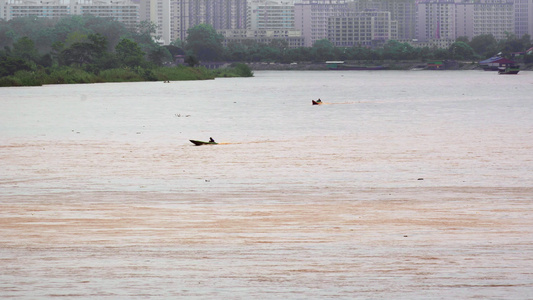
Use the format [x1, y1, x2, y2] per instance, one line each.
[1, 71, 533, 298]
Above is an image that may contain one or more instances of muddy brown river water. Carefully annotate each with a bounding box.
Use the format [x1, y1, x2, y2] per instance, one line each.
[1, 71, 532, 298]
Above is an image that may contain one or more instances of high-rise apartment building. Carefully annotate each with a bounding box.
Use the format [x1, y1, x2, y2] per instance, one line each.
[139, 0, 247, 45]
[416, 0, 456, 41]
[248, 0, 296, 30]
[417, 0, 516, 42]
[328, 10, 398, 47]
[455, 0, 514, 41]
[174, 0, 247, 42]
[218, 0, 303, 49]
[294, 0, 349, 47]
[1, 0, 70, 19]
[514, 0, 533, 37]
[1, 0, 139, 28]
[347, 0, 416, 40]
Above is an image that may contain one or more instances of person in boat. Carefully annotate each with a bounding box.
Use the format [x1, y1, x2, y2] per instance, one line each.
[317, 99, 322, 103]
[209, 137, 215, 143]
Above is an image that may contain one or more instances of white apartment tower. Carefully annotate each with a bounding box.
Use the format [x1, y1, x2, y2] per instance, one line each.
[248, 0, 296, 30]
[455, 0, 514, 41]
[139, 0, 247, 45]
[328, 10, 398, 47]
[416, 0, 456, 41]
[514, 0, 533, 37]
[139, 0, 171, 44]
[173, 0, 247, 43]
[417, 0, 516, 42]
[1, 0, 139, 28]
[294, 0, 349, 47]
[347, 0, 417, 40]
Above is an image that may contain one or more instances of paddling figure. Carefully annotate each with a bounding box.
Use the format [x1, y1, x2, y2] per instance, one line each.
[209, 137, 215, 143]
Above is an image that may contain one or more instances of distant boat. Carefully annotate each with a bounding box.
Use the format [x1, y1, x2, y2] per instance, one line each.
[312, 100, 323, 105]
[190, 140, 218, 146]
[479, 56, 518, 71]
[498, 65, 520, 75]
[325, 61, 386, 70]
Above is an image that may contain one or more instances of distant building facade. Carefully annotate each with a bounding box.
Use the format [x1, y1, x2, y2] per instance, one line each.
[174, 0, 247, 42]
[1, 0, 139, 28]
[219, 28, 304, 48]
[328, 10, 398, 47]
[138, 0, 247, 45]
[3, 0, 533, 48]
[417, 0, 516, 42]
[455, 0, 514, 41]
[416, 0, 457, 41]
[295, 0, 349, 47]
[248, 0, 295, 30]
[513, 0, 533, 37]
[347, 0, 417, 40]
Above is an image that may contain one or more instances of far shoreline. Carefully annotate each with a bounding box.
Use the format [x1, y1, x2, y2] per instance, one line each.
[247, 60, 533, 71]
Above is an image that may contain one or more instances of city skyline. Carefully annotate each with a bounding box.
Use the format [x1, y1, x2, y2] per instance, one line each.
[1, 0, 532, 48]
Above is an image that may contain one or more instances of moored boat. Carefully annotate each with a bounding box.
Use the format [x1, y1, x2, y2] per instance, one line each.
[498, 65, 520, 75]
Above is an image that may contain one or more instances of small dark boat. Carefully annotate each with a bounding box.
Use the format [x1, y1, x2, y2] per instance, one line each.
[190, 140, 218, 146]
[312, 100, 323, 105]
[498, 65, 520, 75]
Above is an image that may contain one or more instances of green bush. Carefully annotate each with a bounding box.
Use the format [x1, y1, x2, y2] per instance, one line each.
[233, 63, 254, 77]
[0, 76, 22, 87]
[13, 70, 43, 86]
[43, 67, 97, 84]
[152, 65, 215, 81]
[98, 68, 143, 82]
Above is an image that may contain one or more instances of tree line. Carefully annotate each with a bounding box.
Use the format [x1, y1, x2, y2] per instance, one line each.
[2, 16, 532, 86]
[179, 24, 533, 63]
[0, 16, 252, 86]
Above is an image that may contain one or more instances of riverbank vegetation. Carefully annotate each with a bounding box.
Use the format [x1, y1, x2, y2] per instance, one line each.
[1, 15, 532, 87]
[0, 16, 253, 87]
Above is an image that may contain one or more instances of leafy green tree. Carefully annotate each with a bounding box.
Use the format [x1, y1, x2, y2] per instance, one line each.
[258, 45, 281, 62]
[115, 38, 146, 68]
[383, 40, 416, 60]
[224, 42, 247, 61]
[50, 41, 65, 63]
[59, 33, 108, 67]
[147, 47, 172, 66]
[185, 24, 224, 61]
[53, 16, 91, 44]
[64, 31, 89, 47]
[498, 32, 531, 55]
[0, 56, 32, 77]
[469, 34, 498, 58]
[432, 48, 449, 60]
[59, 43, 95, 66]
[285, 47, 312, 62]
[456, 36, 469, 44]
[524, 53, 533, 64]
[185, 54, 199, 67]
[170, 39, 186, 48]
[83, 15, 128, 49]
[164, 45, 185, 58]
[12, 37, 39, 62]
[449, 41, 475, 60]
[312, 39, 335, 61]
[347, 46, 375, 60]
[0, 21, 15, 49]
